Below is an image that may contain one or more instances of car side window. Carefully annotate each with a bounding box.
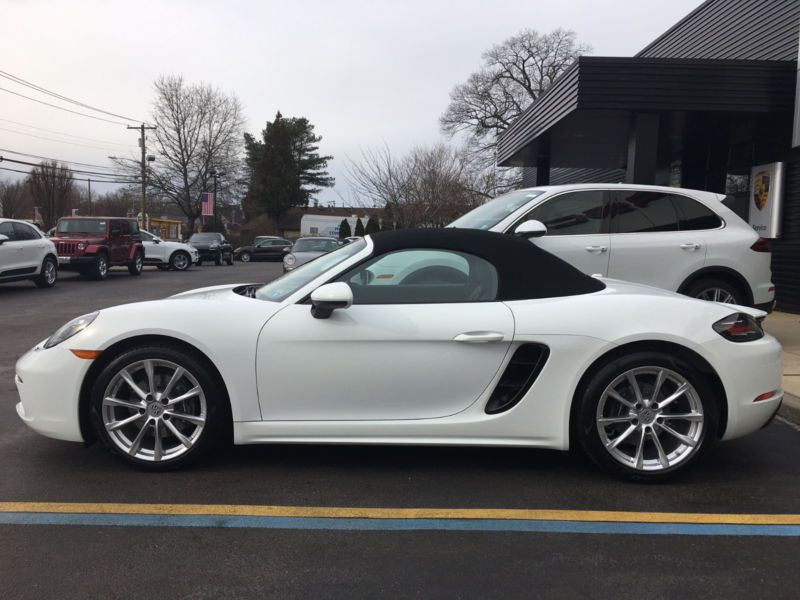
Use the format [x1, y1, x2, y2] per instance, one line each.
[671, 195, 723, 230]
[0, 222, 17, 241]
[518, 190, 606, 235]
[340, 249, 498, 304]
[610, 191, 679, 233]
[12, 222, 40, 240]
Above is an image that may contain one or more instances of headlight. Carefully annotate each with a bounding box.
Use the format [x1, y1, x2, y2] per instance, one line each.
[712, 313, 764, 342]
[44, 312, 99, 349]
[76, 242, 86, 251]
[284, 254, 296, 266]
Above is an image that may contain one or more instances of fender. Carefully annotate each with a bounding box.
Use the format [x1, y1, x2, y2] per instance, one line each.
[84, 244, 108, 256]
[127, 242, 145, 261]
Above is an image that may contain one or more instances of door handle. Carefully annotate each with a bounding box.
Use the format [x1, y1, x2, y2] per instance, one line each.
[679, 243, 701, 251]
[585, 245, 608, 253]
[453, 331, 505, 343]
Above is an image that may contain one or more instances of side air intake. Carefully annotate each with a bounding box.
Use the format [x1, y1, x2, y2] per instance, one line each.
[485, 344, 549, 414]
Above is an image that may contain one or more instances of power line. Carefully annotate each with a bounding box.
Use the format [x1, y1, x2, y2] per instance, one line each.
[0, 85, 131, 126]
[0, 165, 139, 184]
[0, 125, 131, 152]
[0, 117, 132, 146]
[0, 70, 143, 123]
[0, 148, 122, 171]
[0, 156, 140, 179]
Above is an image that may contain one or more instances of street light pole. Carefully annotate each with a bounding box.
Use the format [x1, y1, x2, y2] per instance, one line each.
[209, 169, 225, 232]
[127, 123, 156, 230]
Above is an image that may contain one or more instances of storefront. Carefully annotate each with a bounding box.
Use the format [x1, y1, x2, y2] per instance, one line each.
[498, 0, 800, 312]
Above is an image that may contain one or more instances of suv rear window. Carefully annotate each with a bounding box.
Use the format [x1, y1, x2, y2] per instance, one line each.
[672, 195, 723, 230]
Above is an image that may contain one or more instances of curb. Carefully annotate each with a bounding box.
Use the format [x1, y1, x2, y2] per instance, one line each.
[778, 392, 800, 427]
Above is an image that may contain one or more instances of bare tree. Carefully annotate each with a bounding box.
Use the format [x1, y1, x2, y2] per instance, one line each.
[440, 29, 590, 191]
[26, 162, 74, 229]
[348, 143, 492, 228]
[115, 75, 245, 234]
[0, 179, 32, 219]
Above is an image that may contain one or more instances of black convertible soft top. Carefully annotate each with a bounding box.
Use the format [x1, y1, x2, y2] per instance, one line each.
[369, 228, 605, 300]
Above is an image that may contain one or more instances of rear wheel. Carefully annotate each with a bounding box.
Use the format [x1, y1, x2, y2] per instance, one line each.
[685, 278, 742, 305]
[576, 351, 718, 481]
[169, 251, 191, 271]
[33, 256, 58, 288]
[128, 251, 144, 276]
[90, 345, 226, 470]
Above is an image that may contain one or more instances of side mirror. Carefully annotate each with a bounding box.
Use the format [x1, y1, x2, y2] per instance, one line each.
[514, 219, 547, 239]
[154, 238, 162, 244]
[0, 234, 8, 245]
[282, 246, 291, 253]
[310, 282, 353, 319]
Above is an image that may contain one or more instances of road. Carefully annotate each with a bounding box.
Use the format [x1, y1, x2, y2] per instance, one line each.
[1, 264, 799, 599]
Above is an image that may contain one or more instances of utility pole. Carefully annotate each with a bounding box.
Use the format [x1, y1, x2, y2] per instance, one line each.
[128, 123, 156, 230]
[87, 178, 92, 216]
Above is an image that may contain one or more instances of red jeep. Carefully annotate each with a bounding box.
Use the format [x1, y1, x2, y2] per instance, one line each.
[52, 217, 145, 280]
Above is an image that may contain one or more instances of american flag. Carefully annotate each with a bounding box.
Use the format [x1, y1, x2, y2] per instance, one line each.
[201, 192, 215, 216]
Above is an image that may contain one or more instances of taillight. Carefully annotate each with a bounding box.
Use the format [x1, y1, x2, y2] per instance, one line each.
[750, 238, 771, 253]
[712, 313, 764, 342]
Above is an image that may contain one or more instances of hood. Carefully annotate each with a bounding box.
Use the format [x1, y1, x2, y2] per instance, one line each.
[169, 283, 263, 301]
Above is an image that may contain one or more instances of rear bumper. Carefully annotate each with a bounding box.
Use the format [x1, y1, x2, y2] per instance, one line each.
[753, 300, 776, 314]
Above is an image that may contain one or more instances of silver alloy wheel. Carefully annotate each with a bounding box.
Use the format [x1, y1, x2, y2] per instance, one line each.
[135, 253, 143, 271]
[240, 252, 251, 263]
[172, 252, 189, 270]
[596, 366, 704, 472]
[695, 287, 736, 303]
[98, 256, 108, 277]
[44, 260, 56, 284]
[101, 359, 207, 462]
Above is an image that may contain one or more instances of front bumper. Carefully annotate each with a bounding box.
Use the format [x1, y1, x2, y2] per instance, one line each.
[15, 341, 89, 443]
[57, 255, 96, 268]
[195, 249, 222, 260]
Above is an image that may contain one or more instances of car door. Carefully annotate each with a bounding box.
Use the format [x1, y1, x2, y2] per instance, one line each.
[12, 222, 46, 272]
[509, 189, 611, 276]
[108, 220, 125, 262]
[253, 240, 273, 261]
[257, 248, 515, 421]
[0, 221, 22, 275]
[606, 190, 707, 291]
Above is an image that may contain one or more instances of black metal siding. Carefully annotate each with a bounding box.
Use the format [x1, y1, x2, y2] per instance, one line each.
[638, 0, 800, 61]
[773, 154, 800, 312]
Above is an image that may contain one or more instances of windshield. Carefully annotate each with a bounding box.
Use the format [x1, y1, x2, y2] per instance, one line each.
[56, 219, 107, 234]
[256, 238, 366, 302]
[292, 238, 340, 253]
[190, 233, 221, 242]
[449, 190, 545, 230]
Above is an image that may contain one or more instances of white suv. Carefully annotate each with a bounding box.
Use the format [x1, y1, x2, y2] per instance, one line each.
[138, 230, 199, 271]
[450, 184, 774, 310]
[0, 218, 58, 288]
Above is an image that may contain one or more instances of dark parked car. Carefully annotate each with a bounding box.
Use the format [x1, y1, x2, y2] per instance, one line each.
[234, 238, 292, 262]
[188, 232, 234, 266]
[52, 217, 144, 280]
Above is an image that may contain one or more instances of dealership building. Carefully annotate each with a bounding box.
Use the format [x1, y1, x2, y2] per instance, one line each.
[498, 0, 800, 312]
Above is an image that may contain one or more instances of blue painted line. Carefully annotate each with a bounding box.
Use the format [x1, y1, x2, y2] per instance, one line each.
[1, 512, 799, 536]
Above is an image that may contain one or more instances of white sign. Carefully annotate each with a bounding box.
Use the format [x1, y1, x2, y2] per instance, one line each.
[748, 162, 785, 238]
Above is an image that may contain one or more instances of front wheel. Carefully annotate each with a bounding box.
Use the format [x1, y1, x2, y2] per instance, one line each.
[34, 256, 58, 288]
[239, 252, 251, 263]
[214, 252, 222, 266]
[128, 251, 144, 276]
[225, 253, 234, 266]
[89, 252, 109, 280]
[169, 251, 191, 271]
[576, 352, 718, 482]
[90, 345, 226, 470]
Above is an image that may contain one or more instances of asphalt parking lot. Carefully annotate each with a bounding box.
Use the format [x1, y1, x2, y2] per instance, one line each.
[1, 264, 799, 599]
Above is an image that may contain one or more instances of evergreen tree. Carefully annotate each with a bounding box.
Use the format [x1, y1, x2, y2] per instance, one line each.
[244, 111, 334, 222]
[364, 218, 379, 235]
[338, 218, 352, 239]
[354, 218, 365, 236]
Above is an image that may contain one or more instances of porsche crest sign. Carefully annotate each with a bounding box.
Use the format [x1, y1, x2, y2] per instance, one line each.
[748, 162, 785, 238]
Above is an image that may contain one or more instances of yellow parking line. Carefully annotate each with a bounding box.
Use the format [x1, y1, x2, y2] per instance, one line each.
[1, 502, 798, 525]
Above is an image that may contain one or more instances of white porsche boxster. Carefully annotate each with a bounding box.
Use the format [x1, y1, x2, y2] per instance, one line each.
[15, 228, 784, 480]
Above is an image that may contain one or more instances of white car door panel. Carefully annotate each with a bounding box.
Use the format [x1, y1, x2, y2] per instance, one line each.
[257, 302, 515, 421]
[531, 235, 610, 276]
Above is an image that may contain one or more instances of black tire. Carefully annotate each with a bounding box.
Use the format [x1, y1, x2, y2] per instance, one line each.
[169, 251, 192, 271]
[89, 252, 109, 280]
[90, 344, 227, 471]
[214, 252, 222, 266]
[128, 251, 144, 276]
[684, 278, 743, 305]
[225, 253, 234, 266]
[33, 256, 58, 288]
[575, 351, 719, 482]
[239, 252, 252, 263]
[197, 259, 203, 266]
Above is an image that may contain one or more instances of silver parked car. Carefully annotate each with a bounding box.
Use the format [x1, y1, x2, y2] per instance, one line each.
[282, 236, 341, 273]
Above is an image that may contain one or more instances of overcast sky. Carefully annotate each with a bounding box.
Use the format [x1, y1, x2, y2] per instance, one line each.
[1, 0, 703, 206]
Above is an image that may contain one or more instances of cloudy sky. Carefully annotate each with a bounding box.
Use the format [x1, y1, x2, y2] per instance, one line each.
[1, 0, 703, 205]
